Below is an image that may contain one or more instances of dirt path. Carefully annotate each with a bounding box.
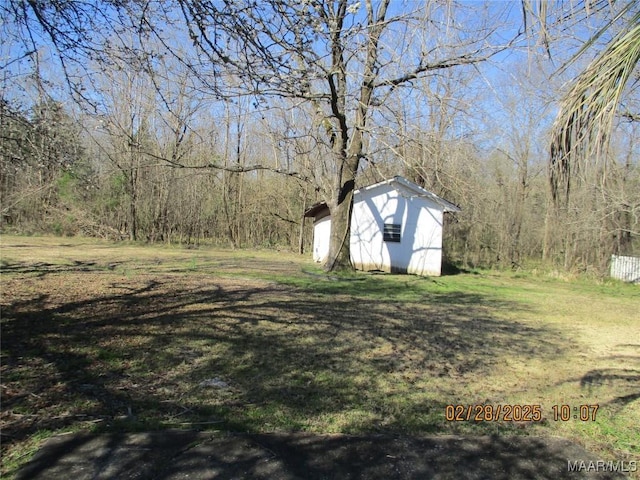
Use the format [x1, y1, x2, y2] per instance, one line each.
[16, 431, 631, 480]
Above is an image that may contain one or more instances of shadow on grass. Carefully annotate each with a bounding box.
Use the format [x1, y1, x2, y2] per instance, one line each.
[580, 344, 640, 409]
[15, 431, 619, 480]
[551, 344, 640, 411]
[1, 260, 569, 474]
[0, 260, 122, 278]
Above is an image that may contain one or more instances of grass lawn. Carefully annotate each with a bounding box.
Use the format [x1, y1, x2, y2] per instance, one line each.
[1, 235, 638, 478]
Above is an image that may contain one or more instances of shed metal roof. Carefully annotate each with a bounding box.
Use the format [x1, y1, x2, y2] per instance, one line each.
[303, 176, 460, 218]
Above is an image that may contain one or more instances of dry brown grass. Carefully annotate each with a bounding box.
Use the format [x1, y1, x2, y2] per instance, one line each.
[1, 235, 638, 478]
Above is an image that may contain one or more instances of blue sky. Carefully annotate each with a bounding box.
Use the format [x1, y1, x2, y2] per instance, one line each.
[1, 0, 636, 171]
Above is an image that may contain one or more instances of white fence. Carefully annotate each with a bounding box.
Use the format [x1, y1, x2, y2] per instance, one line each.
[610, 255, 640, 283]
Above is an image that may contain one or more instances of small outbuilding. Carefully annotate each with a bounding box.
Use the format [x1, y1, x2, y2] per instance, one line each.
[304, 176, 460, 276]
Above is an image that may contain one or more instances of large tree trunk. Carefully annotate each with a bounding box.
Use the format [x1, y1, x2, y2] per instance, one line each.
[325, 176, 356, 271]
[322, 1, 388, 272]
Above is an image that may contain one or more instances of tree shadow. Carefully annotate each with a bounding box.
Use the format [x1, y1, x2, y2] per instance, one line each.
[2, 261, 569, 475]
[551, 344, 640, 411]
[580, 344, 640, 409]
[16, 431, 626, 480]
[0, 260, 121, 278]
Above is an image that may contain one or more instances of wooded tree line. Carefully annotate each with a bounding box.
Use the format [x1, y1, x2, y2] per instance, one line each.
[1, 95, 310, 249]
[1, 0, 638, 274]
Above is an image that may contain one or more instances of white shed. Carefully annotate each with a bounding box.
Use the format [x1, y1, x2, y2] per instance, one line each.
[304, 176, 460, 276]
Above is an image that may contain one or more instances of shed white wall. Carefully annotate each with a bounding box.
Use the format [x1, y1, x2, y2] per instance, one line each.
[350, 183, 444, 276]
[312, 215, 331, 263]
[312, 182, 446, 276]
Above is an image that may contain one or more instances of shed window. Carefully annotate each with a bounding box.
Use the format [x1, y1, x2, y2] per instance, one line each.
[383, 223, 401, 242]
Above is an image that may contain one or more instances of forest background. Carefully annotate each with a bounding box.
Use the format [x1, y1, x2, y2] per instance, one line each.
[1, 0, 638, 275]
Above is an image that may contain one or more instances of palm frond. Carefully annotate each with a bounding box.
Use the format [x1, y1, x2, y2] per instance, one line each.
[557, 1, 637, 75]
[550, 11, 640, 205]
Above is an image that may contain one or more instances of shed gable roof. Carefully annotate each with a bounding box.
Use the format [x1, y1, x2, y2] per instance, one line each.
[303, 176, 460, 218]
[359, 176, 461, 212]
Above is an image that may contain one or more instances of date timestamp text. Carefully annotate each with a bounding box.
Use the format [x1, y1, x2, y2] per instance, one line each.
[445, 404, 599, 422]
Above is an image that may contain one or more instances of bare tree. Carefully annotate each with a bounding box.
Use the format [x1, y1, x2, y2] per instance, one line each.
[172, 0, 516, 270]
[8, 1, 534, 268]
